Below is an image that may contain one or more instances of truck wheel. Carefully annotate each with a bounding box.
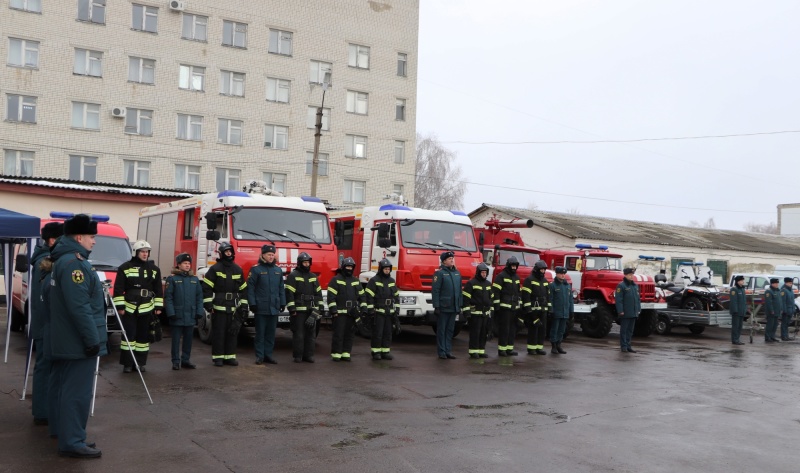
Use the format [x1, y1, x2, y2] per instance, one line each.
[688, 324, 705, 335]
[198, 311, 212, 345]
[633, 309, 657, 337]
[581, 304, 613, 338]
[655, 314, 672, 335]
[681, 296, 704, 311]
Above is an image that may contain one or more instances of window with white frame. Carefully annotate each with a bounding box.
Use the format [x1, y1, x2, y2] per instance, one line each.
[392, 183, 404, 198]
[77, 0, 105, 24]
[132, 4, 158, 33]
[395, 98, 406, 121]
[71, 102, 100, 129]
[216, 167, 240, 191]
[69, 155, 97, 181]
[268, 29, 292, 55]
[181, 13, 207, 41]
[217, 118, 242, 145]
[73, 48, 102, 77]
[222, 20, 247, 48]
[179, 64, 205, 91]
[397, 53, 407, 77]
[305, 151, 328, 176]
[346, 90, 368, 115]
[6, 94, 36, 123]
[394, 140, 405, 164]
[345, 134, 367, 159]
[123, 159, 149, 186]
[309, 60, 331, 84]
[177, 114, 202, 141]
[348, 44, 370, 69]
[3, 149, 33, 176]
[124, 108, 153, 135]
[306, 106, 330, 131]
[343, 180, 366, 204]
[264, 124, 288, 150]
[220, 70, 244, 96]
[175, 164, 201, 190]
[266, 78, 290, 103]
[10, 0, 41, 13]
[262, 172, 286, 194]
[7, 38, 39, 68]
[128, 56, 155, 84]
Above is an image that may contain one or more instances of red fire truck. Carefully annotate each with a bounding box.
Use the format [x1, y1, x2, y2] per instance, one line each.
[329, 204, 482, 336]
[138, 189, 339, 343]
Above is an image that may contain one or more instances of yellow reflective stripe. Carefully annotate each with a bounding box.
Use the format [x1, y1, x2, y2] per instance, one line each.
[521, 287, 532, 293]
[294, 277, 305, 282]
[462, 291, 471, 298]
[388, 283, 395, 287]
[309, 278, 317, 283]
[328, 287, 339, 295]
[531, 281, 540, 286]
[503, 278, 512, 283]
[331, 353, 342, 359]
[336, 280, 346, 285]
[232, 274, 242, 279]
[238, 282, 247, 291]
[365, 288, 375, 296]
[351, 281, 359, 286]
[215, 272, 227, 278]
[375, 282, 384, 287]
[203, 279, 214, 288]
[285, 285, 296, 292]
[492, 283, 502, 290]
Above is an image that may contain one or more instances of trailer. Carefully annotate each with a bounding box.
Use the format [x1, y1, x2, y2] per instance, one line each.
[654, 308, 731, 335]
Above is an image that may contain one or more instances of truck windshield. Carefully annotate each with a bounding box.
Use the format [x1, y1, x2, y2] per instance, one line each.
[497, 250, 540, 266]
[400, 220, 477, 251]
[585, 256, 622, 271]
[89, 236, 132, 269]
[233, 208, 331, 244]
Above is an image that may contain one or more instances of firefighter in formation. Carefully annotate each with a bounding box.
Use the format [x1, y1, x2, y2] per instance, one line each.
[462, 262, 493, 358]
[365, 258, 400, 360]
[114, 240, 163, 372]
[285, 252, 323, 363]
[521, 260, 550, 356]
[327, 257, 366, 361]
[493, 256, 521, 357]
[202, 242, 247, 366]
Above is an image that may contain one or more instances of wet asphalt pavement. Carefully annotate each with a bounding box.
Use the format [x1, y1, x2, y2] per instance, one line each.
[2, 316, 799, 473]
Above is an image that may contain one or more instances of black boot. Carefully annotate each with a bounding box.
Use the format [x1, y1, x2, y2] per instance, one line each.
[556, 343, 566, 354]
[551, 343, 559, 354]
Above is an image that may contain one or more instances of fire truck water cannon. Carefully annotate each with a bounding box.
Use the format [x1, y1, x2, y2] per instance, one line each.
[483, 217, 534, 230]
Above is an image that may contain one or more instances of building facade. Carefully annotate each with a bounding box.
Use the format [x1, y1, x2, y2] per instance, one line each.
[1, 0, 418, 206]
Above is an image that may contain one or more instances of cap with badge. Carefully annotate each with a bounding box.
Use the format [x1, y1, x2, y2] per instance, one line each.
[261, 244, 276, 254]
[440, 251, 455, 262]
[785, 277, 793, 283]
[734, 275, 745, 282]
[555, 266, 567, 274]
[623, 268, 635, 275]
[41, 222, 64, 241]
[770, 277, 780, 284]
[175, 253, 192, 265]
[64, 214, 98, 236]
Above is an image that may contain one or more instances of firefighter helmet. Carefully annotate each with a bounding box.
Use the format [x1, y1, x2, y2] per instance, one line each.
[131, 240, 151, 257]
[217, 242, 235, 260]
[476, 262, 490, 278]
[505, 256, 520, 271]
[378, 258, 392, 271]
[534, 260, 548, 271]
[297, 252, 312, 265]
[340, 257, 356, 270]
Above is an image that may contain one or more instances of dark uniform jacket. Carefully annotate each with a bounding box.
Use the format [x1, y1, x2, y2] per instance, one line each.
[165, 268, 204, 326]
[432, 265, 462, 313]
[492, 268, 521, 312]
[462, 275, 493, 317]
[247, 259, 286, 315]
[780, 285, 796, 316]
[113, 258, 164, 316]
[728, 285, 747, 317]
[365, 273, 399, 314]
[30, 242, 51, 340]
[521, 272, 551, 322]
[549, 278, 574, 319]
[763, 287, 783, 317]
[615, 279, 641, 319]
[202, 260, 247, 313]
[48, 236, 108, 360]
[285, 267, 322, 313]
[327, 271, 366, 315]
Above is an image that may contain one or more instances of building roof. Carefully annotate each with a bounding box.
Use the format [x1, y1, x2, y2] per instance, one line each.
[0, 175, 200, 199]
[471, 203, 800, 256]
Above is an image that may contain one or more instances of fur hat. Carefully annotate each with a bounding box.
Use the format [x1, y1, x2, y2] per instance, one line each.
[176, 253, 192, 265]
[440, 251, 455, 262]
[734, 275, 745, 282]
[261, 244, 276, 254]
[64, 214, 98, 236]
[785, 277, 793, 283]
[41, 222, 64, 240]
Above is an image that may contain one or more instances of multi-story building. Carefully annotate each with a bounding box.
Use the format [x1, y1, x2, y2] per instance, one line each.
[0, 0, 418, 206]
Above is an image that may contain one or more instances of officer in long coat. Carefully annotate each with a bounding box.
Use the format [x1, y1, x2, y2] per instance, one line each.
[615, 268, 641, 353]
[764, 277, 783, 343]
[247, 245, 286, 365]
[728, 275, 747, 345]
[164, 253, 204, 370]
[779, 277, 796, 341]
[549, 266, 573, 354]
[431, 251, 462, 360]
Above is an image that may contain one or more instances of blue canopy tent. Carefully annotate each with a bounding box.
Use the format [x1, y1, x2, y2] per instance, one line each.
[0, 208, 41, 363]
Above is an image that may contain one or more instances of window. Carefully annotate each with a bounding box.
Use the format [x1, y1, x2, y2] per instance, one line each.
[343, 180, 366, 204]
[10, 0, 41, 13]
[123, 159, 149, 186]
[348, 44, 370, 69]
[179, 64, 205, 91]
[305, 151, 328, 176]
[220, 70, 244, 96]
[345, 134, 367, 158]
[394, 140, 405, 164]
[397, 53, 407, 77]
[124, 108, 153, 136]
[3, 149, 33, 176]
[266, 78, 290, 103]
[69, 155, 97, 181]
[7, 38, 39, 68]
[77, 0, 105, 23]
[346, 91, 368, 115]
[222, 20, 247, 48]
[71, 102, 100, 129]
[268, 29, 292, 56]
[73, 48, 102, 77]
[395, 98, 406, 121]
[181, 13, 207, 41]
[6, 94, 36, 123]
[132, 4, 158, 33]
[262, 172, 286, 194]
[177, 114, 202, 141]
[128, 57, 155, 84]
[309, 60, 332, 84]
[175, 164, 200, 190]
[217, 118, 242, 145]
[392, 183, 404, 197]
[264, 124, 288, 149]
[216, 168, 240, 191]
[306, 106, 330, 131]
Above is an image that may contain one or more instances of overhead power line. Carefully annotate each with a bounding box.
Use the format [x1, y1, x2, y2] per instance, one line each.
[441, 130, 800, 145]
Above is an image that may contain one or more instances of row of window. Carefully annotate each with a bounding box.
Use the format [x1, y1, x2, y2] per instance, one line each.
[2, 149, 403, 204]
[10, 0, 409, 76]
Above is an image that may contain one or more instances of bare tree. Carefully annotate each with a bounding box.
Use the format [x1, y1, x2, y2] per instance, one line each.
[688, 218, 716, 229]
[414, 133, 466, 210]
[565, 207, 582, 215]
[743, 221, 779, 234]
[526, 201, 539, 211]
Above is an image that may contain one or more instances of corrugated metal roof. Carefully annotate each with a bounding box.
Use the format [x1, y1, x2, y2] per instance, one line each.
[0, 175, 199, 198]
[472, 203, 800, 256]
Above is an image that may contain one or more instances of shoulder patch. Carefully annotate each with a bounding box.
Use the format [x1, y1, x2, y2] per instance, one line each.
[616, 287, 621, 293]
[730, 289, 735, 295]
[72, 269, 85, 284]
[433, 275, 438, 283]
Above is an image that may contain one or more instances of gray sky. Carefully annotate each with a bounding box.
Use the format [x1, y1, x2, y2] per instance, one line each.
[416, 0, 800, 230]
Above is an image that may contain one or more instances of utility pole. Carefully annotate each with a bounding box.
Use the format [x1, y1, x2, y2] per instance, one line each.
[310, 72, 331, 197]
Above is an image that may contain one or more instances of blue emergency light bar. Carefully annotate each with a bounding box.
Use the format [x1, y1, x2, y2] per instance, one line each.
[49, 211, 110, 222]
[678, 261, 705, 266]
[450, 210, 467, 216]
[379, 204, 412, 211]
[575, 243, 609, 250]
[300, 196, 322, 203]
[217, 190, 249, 198]
[638, 255, 666, 261]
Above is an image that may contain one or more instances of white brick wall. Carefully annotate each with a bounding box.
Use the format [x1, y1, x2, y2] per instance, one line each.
[0, 0, 419, 206]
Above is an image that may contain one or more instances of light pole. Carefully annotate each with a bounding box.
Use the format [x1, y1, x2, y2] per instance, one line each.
[310, 72, 331, 197]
